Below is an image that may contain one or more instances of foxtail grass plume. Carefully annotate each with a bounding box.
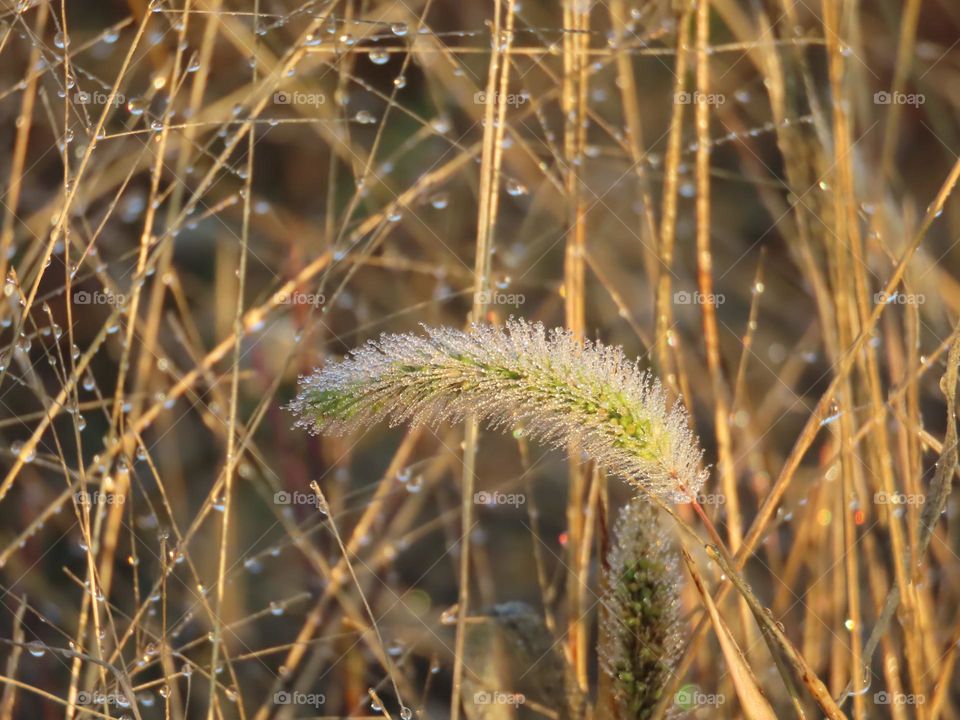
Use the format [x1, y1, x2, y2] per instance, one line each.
[601, 499, 685, 719]
[290, 319, 707, 501]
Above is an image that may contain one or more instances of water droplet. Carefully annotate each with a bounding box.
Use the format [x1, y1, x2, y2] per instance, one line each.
[368, 48, 390, 65]
[820, 403, 842, 427]
[391, 22, 409, 37]
[505, 179, 527, 197]
[11, 440, 35, 463]
[27, 641, 46, 658]
[429, 193, 449, 209]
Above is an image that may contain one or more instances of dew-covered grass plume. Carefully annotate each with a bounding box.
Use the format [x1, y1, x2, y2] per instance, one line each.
[290, 319, 707, 501]
[601, 498, 685, 718]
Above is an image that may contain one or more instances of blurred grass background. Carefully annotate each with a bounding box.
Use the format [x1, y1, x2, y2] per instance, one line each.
[0, 0, 959, 717]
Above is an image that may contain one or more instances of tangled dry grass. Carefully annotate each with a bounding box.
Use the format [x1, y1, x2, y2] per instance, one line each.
[0, 0, 959, 718]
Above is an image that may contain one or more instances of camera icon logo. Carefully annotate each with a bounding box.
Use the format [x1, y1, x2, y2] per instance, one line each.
[274, 490, 292, 505]
[274, 690, 292, 704]
[673, 290, 691, 305]
[273, 91, 291, 105]
[474, 691, 491, 705]
[74, 290, 91, 305]
[874, 91, 892, 105]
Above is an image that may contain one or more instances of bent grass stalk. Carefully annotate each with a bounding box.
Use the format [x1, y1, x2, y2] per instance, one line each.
[290, 319, 708, 502]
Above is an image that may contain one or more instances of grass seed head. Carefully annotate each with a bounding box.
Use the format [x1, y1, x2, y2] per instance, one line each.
[290, 319, 707, 501]
[600, 498, 685, 718]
